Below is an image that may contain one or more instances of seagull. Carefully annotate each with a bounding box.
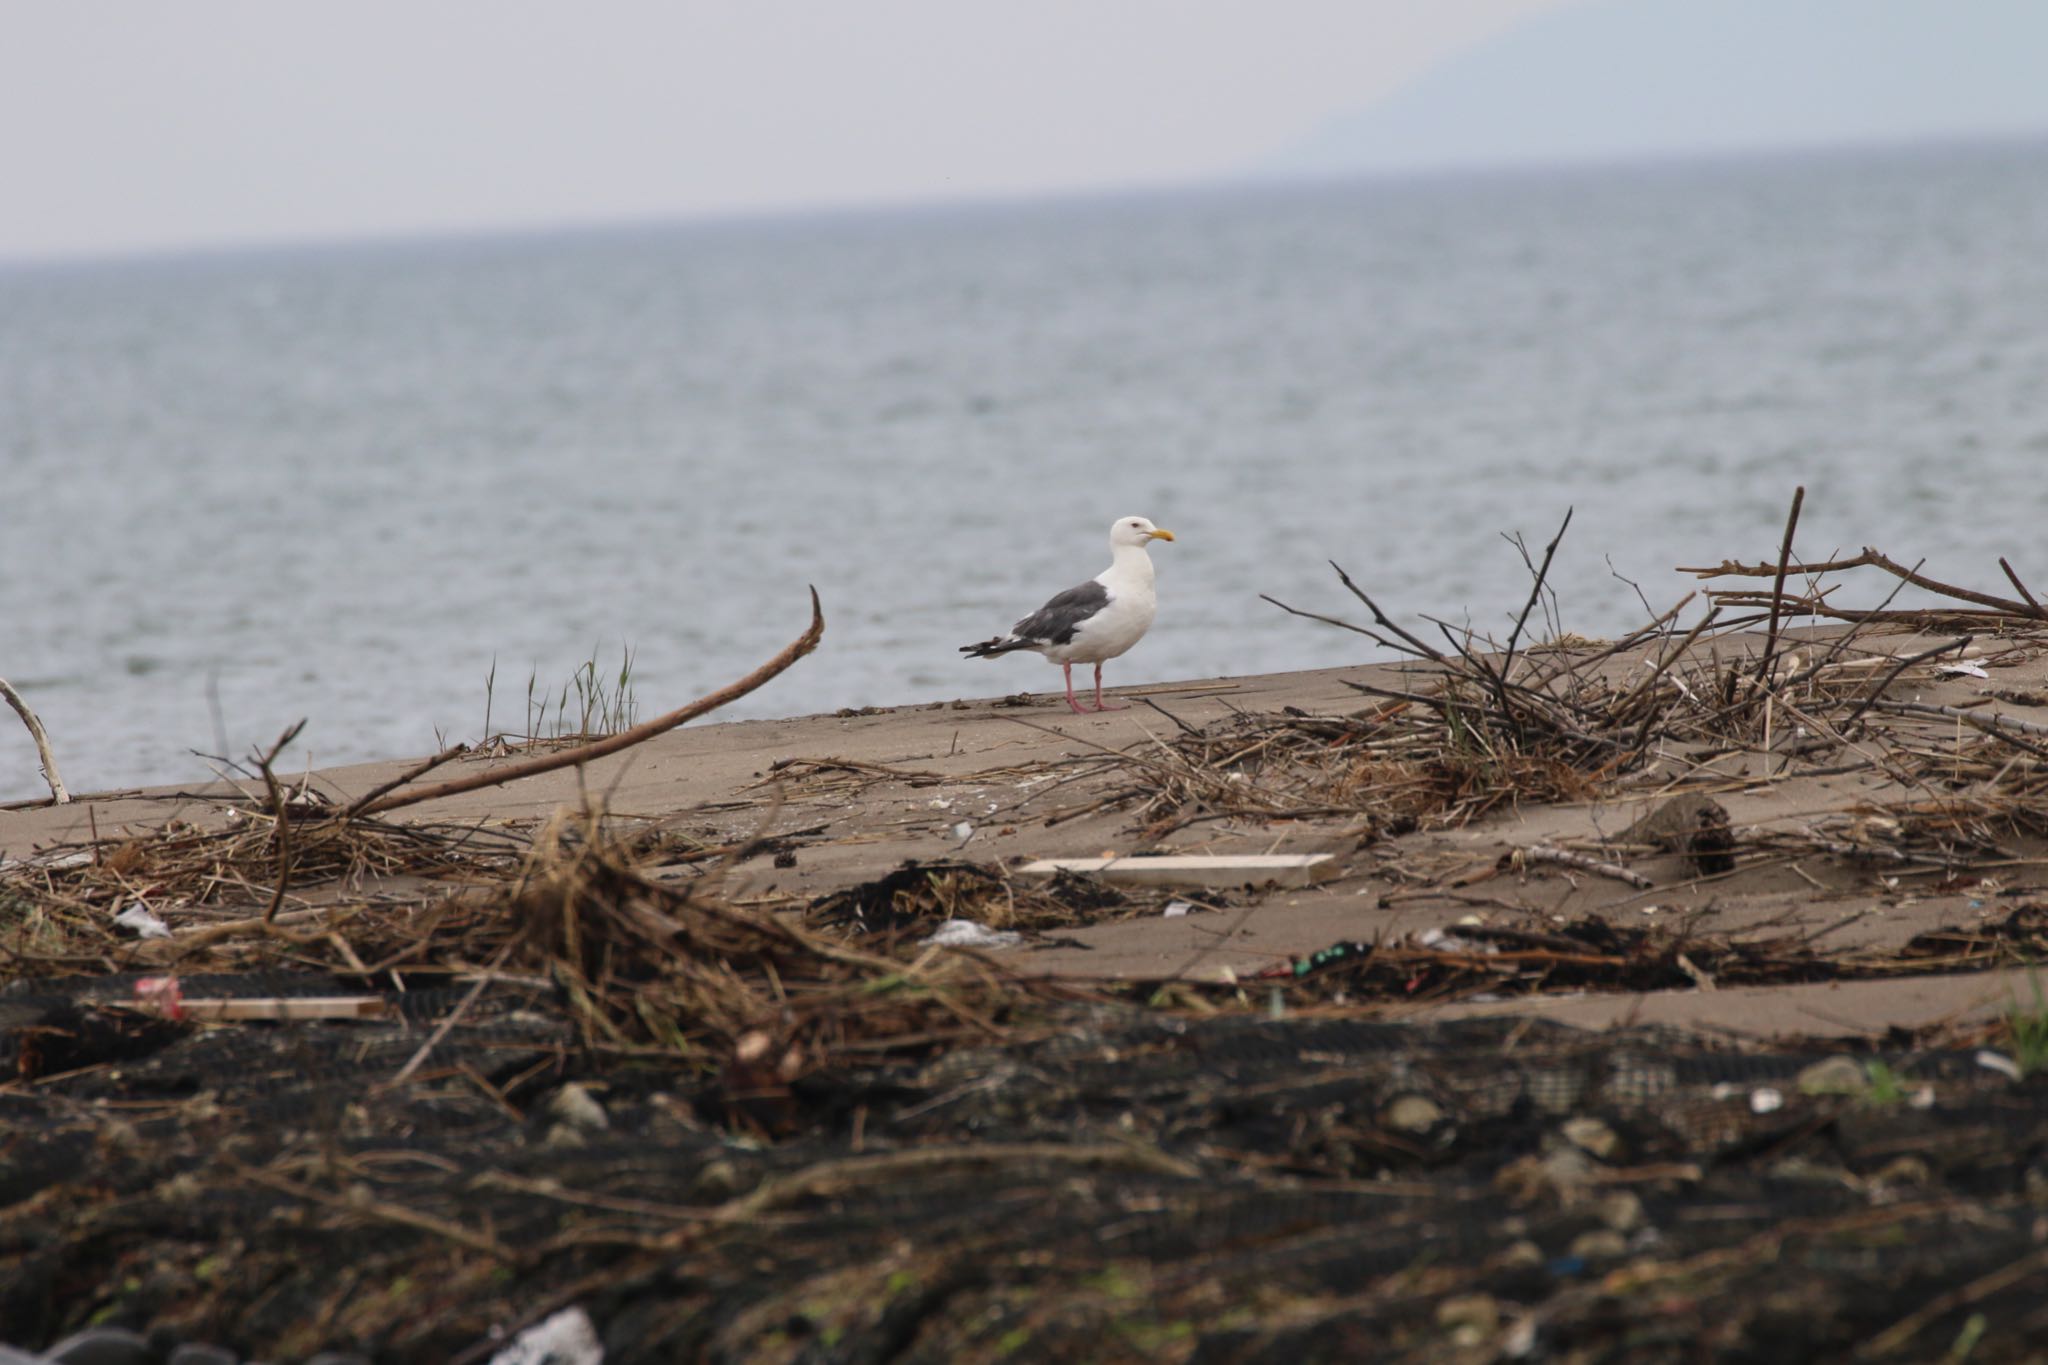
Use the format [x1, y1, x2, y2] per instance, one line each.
[961, 515, 1176, 713]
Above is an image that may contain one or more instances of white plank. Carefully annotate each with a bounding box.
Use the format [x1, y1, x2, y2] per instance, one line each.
[178, 996, 390, 1021]
[1016, 853, 1337, 889]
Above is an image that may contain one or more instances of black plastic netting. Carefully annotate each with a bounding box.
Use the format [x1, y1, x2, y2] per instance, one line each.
[3, 976, 2047, 1362]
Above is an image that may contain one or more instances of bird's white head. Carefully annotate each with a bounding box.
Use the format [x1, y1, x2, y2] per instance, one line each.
[1110, 515, 1176, 549]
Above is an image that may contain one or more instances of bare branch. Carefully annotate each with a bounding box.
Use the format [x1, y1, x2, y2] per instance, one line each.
[354, 589, 825, 818]
[0, 675, 70, 804]
[1683, 546, 2048, 621]
[1752, 485, 1806, 687]
[1502, 506, 1573, 679]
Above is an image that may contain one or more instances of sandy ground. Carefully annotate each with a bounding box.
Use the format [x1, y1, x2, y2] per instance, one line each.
[7, 625, 2046, 1041]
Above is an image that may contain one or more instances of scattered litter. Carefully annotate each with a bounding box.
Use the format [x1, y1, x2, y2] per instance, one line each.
[1417, 926, 1493, 953]
[23, 849, 93, 871]
[1748, 1087, 1784, 1114]
[1934, 661, 1989, 679]
[1975, 1050, 2024, 1081]
[1017, 853, 1335, 889]
[950, 821, 974, 842]
[924, 919, 1024, 950]
[114, 902, 172, 939]
[488, 1306, 604, 1365]
[131, 976, 185, 1021]
[1163, 900, 1194, 918]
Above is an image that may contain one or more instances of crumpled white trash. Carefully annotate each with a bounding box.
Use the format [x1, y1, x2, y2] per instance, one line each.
[489, 1305, 604, 1365]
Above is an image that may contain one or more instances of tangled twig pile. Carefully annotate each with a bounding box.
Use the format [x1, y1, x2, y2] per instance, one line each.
[1083, 495, 2048, 882]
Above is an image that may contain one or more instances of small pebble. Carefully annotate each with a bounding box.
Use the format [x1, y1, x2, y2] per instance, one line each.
[547, 1082, 611, 1132]
[1568, 1228, 1629, 1261]
[1796, 1055, 1869, 1097]
[1560, 1116, 1619, 1160]
[43, 1329, 153, 1365]
[168, 1346, 239, 1365]
[1381, 1094, 1443, 1133]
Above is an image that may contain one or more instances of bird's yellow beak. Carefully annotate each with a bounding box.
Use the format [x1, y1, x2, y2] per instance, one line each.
[1149, 528, 1176, 542]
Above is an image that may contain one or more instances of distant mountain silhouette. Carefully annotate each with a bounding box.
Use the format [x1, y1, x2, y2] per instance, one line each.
[1262, 0, 2048, 177]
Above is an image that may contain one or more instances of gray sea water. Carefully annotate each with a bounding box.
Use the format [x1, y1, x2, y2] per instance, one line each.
[4, 139, 2047, 802]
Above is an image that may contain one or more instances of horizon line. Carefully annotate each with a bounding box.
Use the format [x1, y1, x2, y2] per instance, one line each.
[6, 125, 2045, 274]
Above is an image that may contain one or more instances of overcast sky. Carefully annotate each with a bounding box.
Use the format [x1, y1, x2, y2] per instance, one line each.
[0, 0, 1575, 261]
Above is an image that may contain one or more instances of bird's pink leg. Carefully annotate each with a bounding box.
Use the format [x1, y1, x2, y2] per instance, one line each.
[1091, 662, 1127, 711]
[1062, 662, 1089, 714]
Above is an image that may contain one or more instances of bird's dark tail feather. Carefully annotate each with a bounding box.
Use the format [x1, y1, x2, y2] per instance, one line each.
[960, 636, 1027, 659]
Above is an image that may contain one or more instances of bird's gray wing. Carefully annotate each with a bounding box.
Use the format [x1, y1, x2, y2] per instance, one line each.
[1010, 580, 1110, 646]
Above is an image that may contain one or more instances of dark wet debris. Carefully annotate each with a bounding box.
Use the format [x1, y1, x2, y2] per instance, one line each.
[5, 970, 2048, 1362]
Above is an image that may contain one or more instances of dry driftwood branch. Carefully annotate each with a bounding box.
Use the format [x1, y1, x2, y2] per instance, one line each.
[1500, 506, 1573, 672]
[1752, 484, 1805, 687]
[1998, 557, 2044, 616]
[1680, 547, 2048, 622]
[1327, 560, 1457, 664]
[341, 741, 469, 820]
[390, 942, 511, 1086]
[1518, 844, 1655, 889]
[1488, 506, 1573, 730]
[1257, 591, 1395, 644]
[354, 588, 825, 818]
[255, 719, 308, 925]
[0, 675, 70, 804]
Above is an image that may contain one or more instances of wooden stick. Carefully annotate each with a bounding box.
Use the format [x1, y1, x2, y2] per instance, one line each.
[166, 996, 391, 1021]
[1998, 556, 2045, 615]
[1520, 844, 1654, 889]
[340, 742, 469, 820]
[1326, 560, 1454, 663]
[255, 719, 307, 925]
[1752, 485, 1805, 687]
[389, 943, 509, 1086]
[1866, 699, 2048, 736]
[353, 589, 823, 817]
[1681, 547, 2048, 621]
[0, 675, 70, 804]
[1258, 591, 1428, 661]
[1501, 506, 1573, 683]
[1017, 853, 1337, 888]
